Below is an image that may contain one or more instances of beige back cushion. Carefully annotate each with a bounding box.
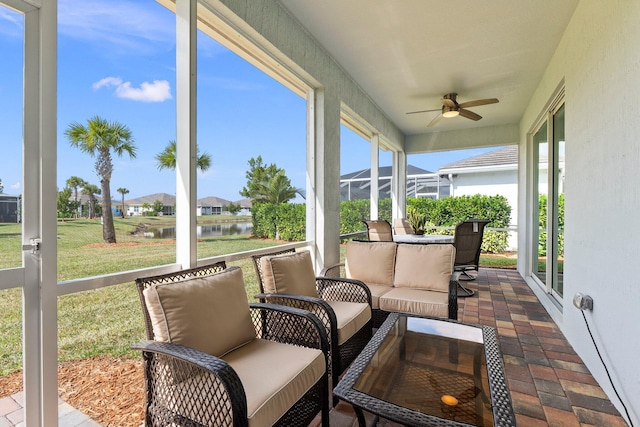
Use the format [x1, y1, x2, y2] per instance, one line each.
[345, 241, 397, 285]
[260, 251, 318, 298]
[393, 244, 455, 292]
[143, 266, 256, 357]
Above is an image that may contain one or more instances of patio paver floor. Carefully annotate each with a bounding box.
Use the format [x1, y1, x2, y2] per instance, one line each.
[314, 268, 630, 427]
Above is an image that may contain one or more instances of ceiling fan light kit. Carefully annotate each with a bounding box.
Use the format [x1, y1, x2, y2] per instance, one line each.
[442, 106, 460, 118]
[406, 92, 499, 127]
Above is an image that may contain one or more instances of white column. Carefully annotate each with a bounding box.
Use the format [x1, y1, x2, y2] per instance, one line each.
[22, 1, 58, 424]
[370, 134, 379, 219]
[175, 0, 197, 268]
[305, 88, 316, 252]
[392, 150, 407, 219]
[309, 88, 341, 271]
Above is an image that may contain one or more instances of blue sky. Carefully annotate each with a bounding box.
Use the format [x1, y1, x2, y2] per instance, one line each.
[0, 0, 494, 202]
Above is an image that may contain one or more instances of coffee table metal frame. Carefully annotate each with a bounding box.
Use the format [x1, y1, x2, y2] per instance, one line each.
[334, 313, 516, 427]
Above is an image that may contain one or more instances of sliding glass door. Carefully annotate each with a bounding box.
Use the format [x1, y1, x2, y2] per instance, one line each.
[531, 101, 565, 300]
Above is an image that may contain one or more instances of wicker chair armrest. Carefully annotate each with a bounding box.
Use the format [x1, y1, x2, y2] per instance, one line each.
[253, 294, 337, 336]
[319, 262, 345, 277]
[132, 340, 247, 426]
[249, 302, 330, 356]
[315, 277, 372, 306]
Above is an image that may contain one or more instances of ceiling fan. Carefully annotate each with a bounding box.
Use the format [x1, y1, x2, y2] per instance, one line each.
[406, 93, 499, 127]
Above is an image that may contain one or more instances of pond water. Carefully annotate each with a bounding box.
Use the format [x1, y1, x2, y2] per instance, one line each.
[144, 222, 252, 239]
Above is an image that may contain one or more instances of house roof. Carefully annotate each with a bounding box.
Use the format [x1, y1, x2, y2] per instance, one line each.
[235, 198, 252, 208]
[341, 165, 432, 180]
[198, 196, 232, 207]
[438, 146, 518, 172]
[126, 193, 176, 206]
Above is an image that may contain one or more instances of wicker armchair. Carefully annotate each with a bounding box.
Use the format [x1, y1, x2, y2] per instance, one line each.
[251, 249, 372, 405]
[134, 265, 330, 427]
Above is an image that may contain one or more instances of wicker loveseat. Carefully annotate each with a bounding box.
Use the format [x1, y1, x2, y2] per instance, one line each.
[322, 240, 459, 328]
[133, 264, 330, 427]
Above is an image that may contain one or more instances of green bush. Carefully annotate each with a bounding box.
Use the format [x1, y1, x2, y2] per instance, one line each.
[251, 194, 513, 253]
[537, 193, 564, 256]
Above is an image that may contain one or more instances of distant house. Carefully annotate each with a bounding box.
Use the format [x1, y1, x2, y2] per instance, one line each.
[235, 198, 252, 216]
[438, 145, 519, 249]
[340, 165, 450, 201]
[71, 194, 120, 218]
[198, 196, 232, 215]
[125, 193, 176, 216]
[0, 193, 20, 223]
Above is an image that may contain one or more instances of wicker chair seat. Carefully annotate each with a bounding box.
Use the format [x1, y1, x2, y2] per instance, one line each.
[324, 300, 371, 345]
[223, 338, 325, 427]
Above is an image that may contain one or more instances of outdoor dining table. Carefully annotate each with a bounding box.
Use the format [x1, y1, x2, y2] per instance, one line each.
[393, 234, 454, 244]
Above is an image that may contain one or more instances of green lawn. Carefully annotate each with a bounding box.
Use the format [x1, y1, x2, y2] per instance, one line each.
[0, 219, 519, 377]
[0, 217, 281, 376]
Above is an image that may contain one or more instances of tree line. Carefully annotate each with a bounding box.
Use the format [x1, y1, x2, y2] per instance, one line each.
[59, 116, 298, 244]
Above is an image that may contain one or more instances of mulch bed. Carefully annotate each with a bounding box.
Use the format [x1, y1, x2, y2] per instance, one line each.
[0, 356, 144, 426]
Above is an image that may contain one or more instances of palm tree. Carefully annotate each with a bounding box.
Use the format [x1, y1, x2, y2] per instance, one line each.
[65, 116, 137, 243]
[256, 171, 299, 204]
[66, 176, 86, 218]
[155, 140, 211, 172]
[81, 183, 101, 219]
[116, 187, 129, 218]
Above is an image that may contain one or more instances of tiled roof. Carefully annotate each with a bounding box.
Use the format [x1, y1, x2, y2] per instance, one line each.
[439, 145, 518, 171]
[198, 196, 232, 207]
[126, 193, 176, 206]
[235, 198, 252, 208]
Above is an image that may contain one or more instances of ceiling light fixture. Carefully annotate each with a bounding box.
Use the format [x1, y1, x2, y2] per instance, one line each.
[442, 106, 460, 118]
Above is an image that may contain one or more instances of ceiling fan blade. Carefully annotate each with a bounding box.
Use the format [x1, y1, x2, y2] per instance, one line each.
[458, 98, 499, 109]
[459, 108, 482, 121]
[406, 108, 442, 115]
[427, 113, 443, 127]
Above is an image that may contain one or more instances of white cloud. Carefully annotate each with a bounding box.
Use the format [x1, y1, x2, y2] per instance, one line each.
[92, 77, 123, 90]
[10, 182, 20, 190]
[93, 77, 172, 102]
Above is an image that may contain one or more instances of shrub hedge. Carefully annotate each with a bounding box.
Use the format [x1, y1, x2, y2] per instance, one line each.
[252, 194, 513, 253]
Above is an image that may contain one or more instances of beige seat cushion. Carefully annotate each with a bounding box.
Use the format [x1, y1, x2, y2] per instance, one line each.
[364, 283, 393, 309]
[260, 251, 319, 298]
[224, 338, 325, 427]
[326, 301, 371, 345]
[379, 288, 450, 318]
[345, 241, 397, 285]
[165, 338, 325, 427]
[143, 266, 256, 357]
[393, 244, 455, 292]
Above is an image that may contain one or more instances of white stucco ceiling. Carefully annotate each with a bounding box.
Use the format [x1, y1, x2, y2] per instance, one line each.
[279, 0, 579, 136]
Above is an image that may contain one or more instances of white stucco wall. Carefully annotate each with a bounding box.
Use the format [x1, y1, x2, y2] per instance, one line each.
[451, 169, 518, 250]
[518, 1, 640, 422]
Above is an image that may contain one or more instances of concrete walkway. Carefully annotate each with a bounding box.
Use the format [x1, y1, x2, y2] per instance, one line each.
[0, 392, 99, 427]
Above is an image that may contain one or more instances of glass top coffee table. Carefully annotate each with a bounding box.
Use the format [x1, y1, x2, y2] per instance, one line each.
[334, 313, 516, 427]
